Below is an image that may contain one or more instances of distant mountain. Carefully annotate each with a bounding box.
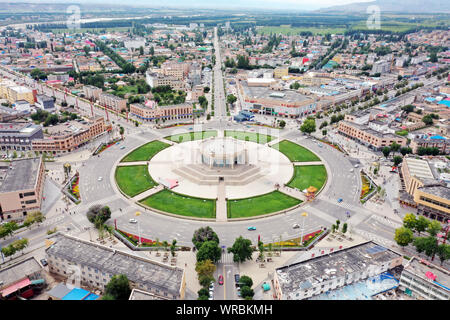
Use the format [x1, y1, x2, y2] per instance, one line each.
[317, 0, 450, 13]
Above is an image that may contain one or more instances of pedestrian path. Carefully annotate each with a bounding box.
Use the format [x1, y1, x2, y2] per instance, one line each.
[279, 186, 306, 201]
[218, 253, 234, 264]
[216, 180, 227, 222]
[369, 214, 402, 229]
[352, 228, 395, 247]
[132, 185, 164, 202]
[116, 161, 148, 167]
[293, 161, 324, 166]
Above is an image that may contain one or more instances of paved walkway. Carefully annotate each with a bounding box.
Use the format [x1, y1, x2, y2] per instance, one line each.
[216, 180, 227, 222]
[278, 186, 307, 201]
[132, 185, 164, 202]
[116, 161, 147, 167]
[293, 161, 324, 166]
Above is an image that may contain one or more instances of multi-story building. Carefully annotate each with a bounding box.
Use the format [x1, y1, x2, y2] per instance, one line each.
[1, 84, 35, 105]
[372, 60, 391, 74]
[338, 121, 407, 151]
[146, 72, 184, 91]
[98, 93, 127, 112]
[45, 233, 186, 300]
[161, 62, 189, 80]
[0, 122, 44, 151]
[399, 257, 449, 300]
[0, 257, 43, 299]
[410, 136, 449, 154]
[274, 66, 289, 79]
[0, 105, 25, 122]
[36, 94, 55, 112]
[32, 116, 106, 154]
[273, 241, 402, 300]
[400, 157, 450, 221]
[83, 85, 102, 101]
[130, 101, 193, 122]
[0, 157, 45, 221]
[238, 81, 316, 118]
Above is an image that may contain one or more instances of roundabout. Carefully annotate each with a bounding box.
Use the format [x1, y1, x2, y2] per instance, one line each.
[113, 130, 328, 221]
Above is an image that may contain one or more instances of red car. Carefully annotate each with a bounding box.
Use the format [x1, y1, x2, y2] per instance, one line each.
[218, 275, 224, 285]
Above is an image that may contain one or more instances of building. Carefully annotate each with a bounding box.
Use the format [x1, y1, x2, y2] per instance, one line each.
[0, 105, 25, 122]
[0, 80, 34, 105]
[46, 283, 99, 300]
[0, 157, 45, 221]
[273, 241, 402, 300]
[0, 257, 43, 300]
[45, 233, 186, 299]
[400, 157, 450, 221]
[83, 85, 102, 101]
[274, 66, 289, 79]
[12, 100, 31, 113]
[372, 60, 391, 74]
[35, 94, 55, 112]
[399, 257, 449, 300]
[238, 81, 316, 118]
[124, 38, 146, 51]
[98, 93, 127, 112]
[32, 116, 106, 154]
[410, 135, 449, 154]
[130, 102, 193, 122]
[338, 120, 407, 151]
[0, 122, 44, 151]
[129, 288, 170, 300]
[146, 72, 184, 91]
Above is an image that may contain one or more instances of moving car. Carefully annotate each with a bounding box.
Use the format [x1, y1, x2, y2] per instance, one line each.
[120, 146, 125, 150]
[337, 198, 343, 203]
[292, 223, 300, 229]
[129, 218, 137, 224]
[218, 275, 224, 285]
[97, 177, 103, 181]
[247, 226, 256, 231]
[40, 259, 48, 266]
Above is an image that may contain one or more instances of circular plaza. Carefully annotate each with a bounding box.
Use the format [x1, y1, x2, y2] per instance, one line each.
[113, 130, 328, 221]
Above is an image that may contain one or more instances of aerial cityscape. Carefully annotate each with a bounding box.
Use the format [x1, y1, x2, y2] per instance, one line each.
[0, 0, 449, 307]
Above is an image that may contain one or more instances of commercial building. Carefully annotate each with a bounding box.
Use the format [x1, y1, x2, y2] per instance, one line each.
[0, 122, 44, 151]
[274, 66, 289, 79]
[130, 101, 193, 122]
[45, 233, 186, 299]
[98, 93, 127, 112]
[399, 257, 449, 300]
[146, 72, 184, 91]
[0, 257, 43, 300]
[0, 80, 35, 105]
[238, 81, 316, 118]
[338, 120, 407, 151]
[273, 241, 402, 300]
[32, 116, 106, 154]
[0, 157, 45, 221]
[400, 157, 450, 221]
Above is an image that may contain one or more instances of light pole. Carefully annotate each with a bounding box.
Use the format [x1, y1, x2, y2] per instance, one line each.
[300, 212, 308, 246]
[135, 211, 142, 246]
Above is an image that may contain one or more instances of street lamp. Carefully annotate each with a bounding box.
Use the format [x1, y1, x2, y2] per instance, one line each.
[135, 211, 142, 246]
[300, 212, 308, 246]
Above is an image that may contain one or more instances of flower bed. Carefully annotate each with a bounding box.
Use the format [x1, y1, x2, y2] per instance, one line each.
[116, 229, 159, 246]
[68, 173, 80, 200]
[317, 138, 345, 153]
[265, 229, 325, 248]
[93, 138, 122, 156]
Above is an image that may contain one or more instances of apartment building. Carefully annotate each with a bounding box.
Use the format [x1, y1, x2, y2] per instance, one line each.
[410, 136, 449, 154]
[338, 120, 407, 151]
[146, 72, 184, 91]
[162, 62, 190, 80]
[0, 80, 35, 105]
[36, 94, 55, 112]
[0, 157, 45, 221]
[98, 93, 127, 112]
[274, 66, 289, 79]
[83, 85, 102, 101]
[32, 116, 106, 154]
[45, 233, 186, 300]
[400, 157, 450, 221]
[273, 241, 402, 300]
[372, 60, 391, 74]
[130, 102, 193, 122]
[399, 257, 449, 300]
[0, 122, 44, 151]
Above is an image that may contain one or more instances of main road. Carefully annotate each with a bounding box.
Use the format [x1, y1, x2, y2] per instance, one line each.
[212, 27, 228, 121]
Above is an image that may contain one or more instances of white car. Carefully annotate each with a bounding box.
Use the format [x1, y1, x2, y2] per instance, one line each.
[292, 223, 300, 229]
[97, 177, 103, 181]
[354, 164, 359, 168]
[129, 219, 137, 224]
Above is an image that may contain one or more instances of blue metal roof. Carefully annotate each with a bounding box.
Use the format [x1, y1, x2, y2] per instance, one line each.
[62, 288, 90, 300]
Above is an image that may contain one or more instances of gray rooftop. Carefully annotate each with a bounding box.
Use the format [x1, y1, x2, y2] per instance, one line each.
[0, 257, 42, 289]
[46, 283, 72, 299]
[46, 234, 184, 297]
[403, 257, 450, 291]
[129, 288, 169, 300]
[276, 241, 401, 296]
[241, 81, 313, 104]
[418, 185, 450, 199]
[0, 157, 42, 193]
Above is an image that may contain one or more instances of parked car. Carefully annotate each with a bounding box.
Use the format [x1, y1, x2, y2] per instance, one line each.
[337, 198, 343, 203]
[247, 226, 256, 231]
[120, 146, 125, 150]
[40, 259, 48, 266]
[97, 177, 103, 181]
[129, 218, 137, 224]
[292, 223, 300, 229]
[209, 282, 214, 291]
[234, 274, 240, 286]
[218, 275, 224, 285]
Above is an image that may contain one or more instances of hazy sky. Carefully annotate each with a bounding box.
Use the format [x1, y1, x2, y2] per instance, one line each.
[0, 0, 375, 11]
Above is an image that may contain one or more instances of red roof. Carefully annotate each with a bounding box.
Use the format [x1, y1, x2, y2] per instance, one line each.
[1, 278, 31, 297]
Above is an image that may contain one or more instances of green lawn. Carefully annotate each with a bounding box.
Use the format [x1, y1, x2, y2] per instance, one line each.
[228, 191, 301, 218]
[224, 131, 274, 144]
[165, 130, 217, 143]
[288, 165, 327, 191]
[272, 140, 320, 162]
[258, 26, 347, 35]
[115, 165, 157, 197]
[140, 189, 216, 219]
[121, 140, 170, 162]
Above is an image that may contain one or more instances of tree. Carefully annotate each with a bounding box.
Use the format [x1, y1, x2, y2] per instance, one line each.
[228, 236, 254, 263]
[422, 114, 434, 126]
[403, 213, 417, 230]
[342, 223, 348, 234]
[227, 94, 237, 106]
[103, 274, 131, 300]
[390, 142, 401, 155]
[394, 227, 414, 248]
[400, 147, 412, 156]
[393, 155, 403, 167]
[119, 126, 124, 139]
[436, 244, 450, 266]
[239, 275, 253, 288]
[430, 52, 438, 63]
[204, 86, 210, 93]
[196, 240, 221, 263]
[170, 239, 177, 257]
[427, 220, 442, 237]
[279, 120, 286, 129]
[300, 119, 316, 135]
[192, 226, 219, 250]
[199, 275, 215, 288]
[413, 236, 438, 259]
[322, 129, 327, 136]
[240, 286, 254, 299]
[415, 216, 430, 235]
[87, 205, 111, 227]
[197, 288, 209, 300]
[195, 259, 216, 279]
[382, 147, 391, 158]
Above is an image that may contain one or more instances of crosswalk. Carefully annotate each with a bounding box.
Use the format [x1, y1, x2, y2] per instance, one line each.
[218, 253, 234, 264]
[353, 228, 395, 247]
[369, 214, 402, 229]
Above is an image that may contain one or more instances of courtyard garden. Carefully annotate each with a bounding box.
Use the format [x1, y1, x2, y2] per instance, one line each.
[272, 140, 320, 162]
[120, 140, 170, 162]
[115, 165, 157, 197]
[139, 189, 216, 219]
[287, 165, 327, 191]
[227, 191, 301, 218]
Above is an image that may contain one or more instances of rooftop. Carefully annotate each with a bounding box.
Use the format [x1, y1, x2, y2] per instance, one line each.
[129, 288, 169, 300]
[0, 157, 42, 193]
[404, 157, 435, 180]
[403, 257, 450, 292]
[0, 257, 42, 289]
[418, 185, 450, 199]
[241, 81, 313, 104]
[46, 234, 184, 297]
[276, 241, 401, 298]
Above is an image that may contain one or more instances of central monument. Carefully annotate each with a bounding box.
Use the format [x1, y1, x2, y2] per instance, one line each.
[200, 137, 248, 169]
